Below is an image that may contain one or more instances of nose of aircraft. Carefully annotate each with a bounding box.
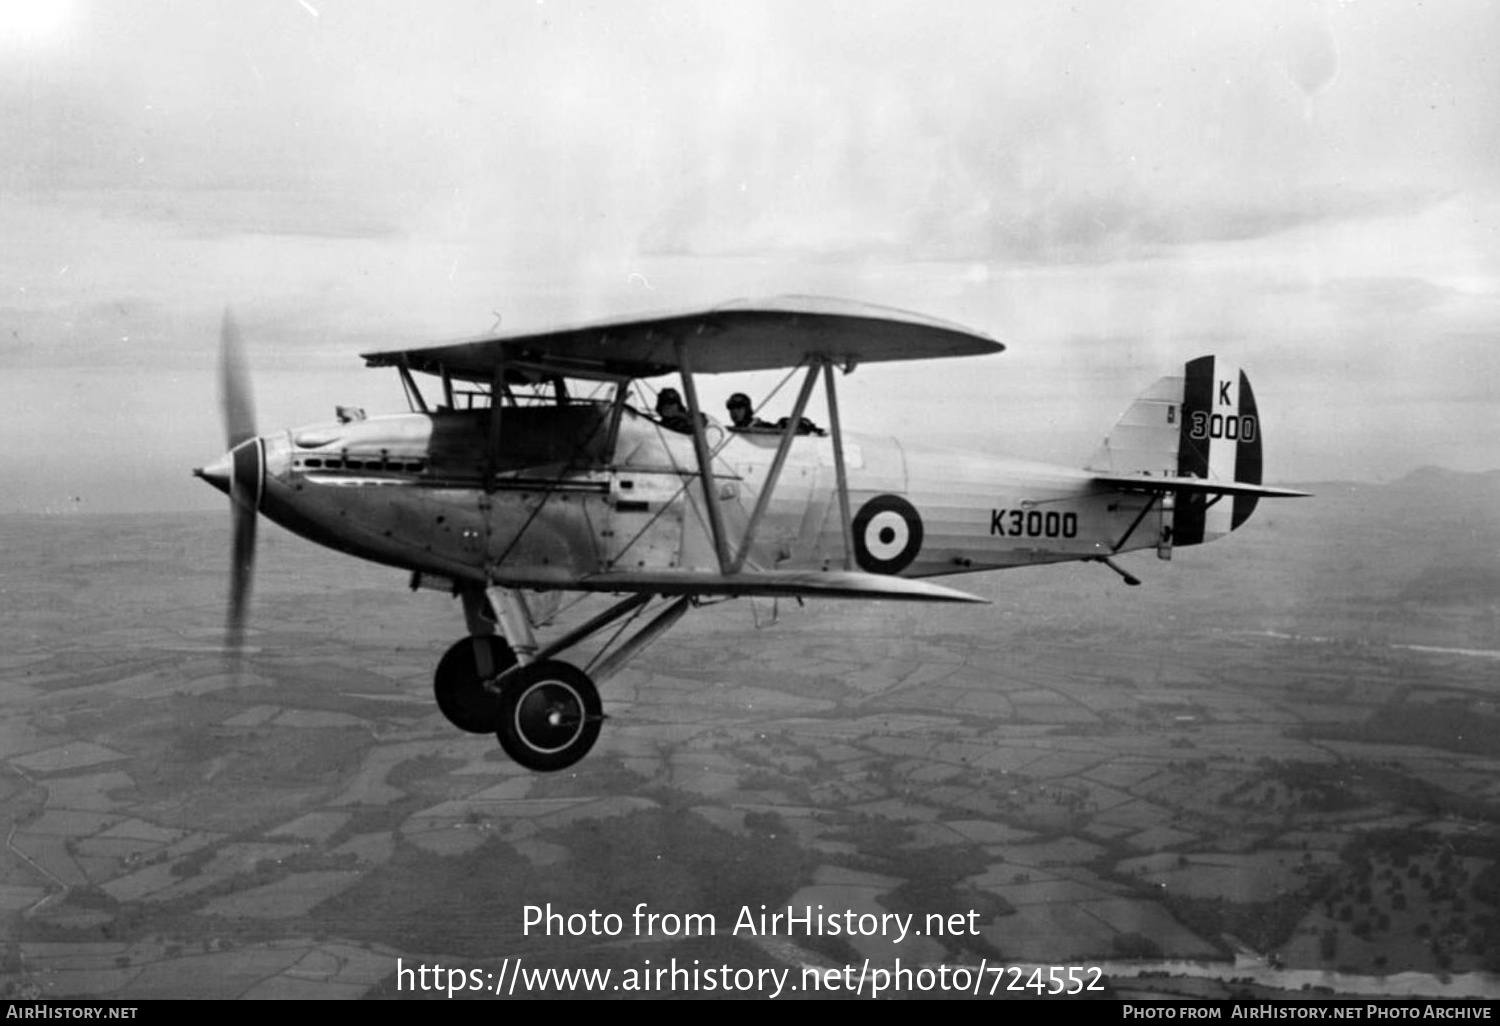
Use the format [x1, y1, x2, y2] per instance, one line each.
[193, 438, 266, 510]
[193, 451, 233, 498]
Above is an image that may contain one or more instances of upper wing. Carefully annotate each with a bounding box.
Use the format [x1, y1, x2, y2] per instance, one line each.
[362, 295, 1003, 383]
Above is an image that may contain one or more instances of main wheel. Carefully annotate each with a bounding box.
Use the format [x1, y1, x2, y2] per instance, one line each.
[433, 636, 517, 734]
[496, 660, 602, 772]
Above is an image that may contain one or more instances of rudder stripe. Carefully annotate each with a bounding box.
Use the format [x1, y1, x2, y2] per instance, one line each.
[1232, 368, 1262, 529]
[1174, 355, 1214, 546]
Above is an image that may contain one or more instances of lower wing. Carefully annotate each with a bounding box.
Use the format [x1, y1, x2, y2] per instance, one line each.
[579, 568, 986, 603]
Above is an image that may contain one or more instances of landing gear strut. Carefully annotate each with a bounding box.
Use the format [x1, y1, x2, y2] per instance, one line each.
[433, 588, 691, 772]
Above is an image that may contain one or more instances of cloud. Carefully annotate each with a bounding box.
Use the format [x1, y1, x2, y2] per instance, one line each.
[1, 1, 1497, 510]
[635, 0, 1497, 263]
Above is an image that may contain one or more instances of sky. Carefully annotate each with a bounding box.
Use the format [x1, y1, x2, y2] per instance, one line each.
[1, 0, 1497, 512]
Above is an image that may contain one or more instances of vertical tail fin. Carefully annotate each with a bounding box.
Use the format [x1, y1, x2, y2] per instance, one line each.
[1087, 355, 1268, 546]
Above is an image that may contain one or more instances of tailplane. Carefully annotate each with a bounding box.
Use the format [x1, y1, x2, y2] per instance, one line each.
[1086, 355, 1307, 547]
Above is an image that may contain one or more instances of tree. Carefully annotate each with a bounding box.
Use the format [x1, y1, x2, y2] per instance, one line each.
[1113, 933, 1163, 959]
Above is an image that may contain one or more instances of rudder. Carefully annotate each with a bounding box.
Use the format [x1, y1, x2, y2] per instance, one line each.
[1087, 355, 1267, 546]
[1173, 356, 1262, 545]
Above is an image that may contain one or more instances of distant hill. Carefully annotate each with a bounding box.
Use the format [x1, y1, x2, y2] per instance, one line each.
[1288, 465, 1500, 499]
[1286, 466, 1500, 520]
[1213, 465, 1500, 647]
[1392, 465, 1500, 489]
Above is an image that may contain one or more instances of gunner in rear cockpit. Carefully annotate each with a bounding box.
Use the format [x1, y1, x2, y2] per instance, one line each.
[726, 392, 774, 432]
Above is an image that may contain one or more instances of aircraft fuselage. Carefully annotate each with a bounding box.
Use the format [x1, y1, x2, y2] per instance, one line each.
[202, 404, 1168, 593]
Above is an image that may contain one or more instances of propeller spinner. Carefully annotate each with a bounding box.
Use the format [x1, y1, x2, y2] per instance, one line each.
[193, 309, 264, 651]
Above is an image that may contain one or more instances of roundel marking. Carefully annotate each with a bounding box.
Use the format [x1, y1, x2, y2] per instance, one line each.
[852, 494, 924, 575]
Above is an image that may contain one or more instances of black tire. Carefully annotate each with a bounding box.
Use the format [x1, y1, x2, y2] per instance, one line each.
[433, 636, 517, 734]
[496, 660, 602, 772]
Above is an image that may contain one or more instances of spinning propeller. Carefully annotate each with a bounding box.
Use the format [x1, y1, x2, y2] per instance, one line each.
[193, 308, 264, 652]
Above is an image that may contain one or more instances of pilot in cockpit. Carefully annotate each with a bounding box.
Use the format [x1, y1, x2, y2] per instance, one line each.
[654, 388, 706, 434]
[655, 388, 690, 431]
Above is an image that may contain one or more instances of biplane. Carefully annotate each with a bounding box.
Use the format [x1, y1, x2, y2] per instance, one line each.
[195, 296, 1308, 771]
